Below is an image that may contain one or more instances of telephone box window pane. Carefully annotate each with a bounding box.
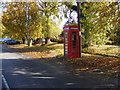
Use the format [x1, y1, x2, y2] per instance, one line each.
[64, 32, 68, 55]
[72, 32, 77, 48]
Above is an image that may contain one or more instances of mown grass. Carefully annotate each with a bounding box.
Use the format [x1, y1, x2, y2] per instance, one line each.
[6, 43, 120, 58]
[8, 42, 64, 58]
[82, 45, 119, 58]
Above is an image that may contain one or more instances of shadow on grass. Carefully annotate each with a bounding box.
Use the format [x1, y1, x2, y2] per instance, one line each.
[104, 47, 117, 50]
[6, 43, 63, 54]
[8, 45, 56, 53]
[46, 42, 58, 46]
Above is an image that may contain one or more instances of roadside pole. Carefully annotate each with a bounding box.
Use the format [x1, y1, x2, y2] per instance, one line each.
[77, 2, 82, 57]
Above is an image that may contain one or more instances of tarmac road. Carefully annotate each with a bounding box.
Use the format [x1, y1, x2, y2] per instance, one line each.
[1, 44, 119, 89]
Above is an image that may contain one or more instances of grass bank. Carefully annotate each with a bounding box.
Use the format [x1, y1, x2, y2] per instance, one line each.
[83, 45, 119, 58]
[7, 43, 64, 58]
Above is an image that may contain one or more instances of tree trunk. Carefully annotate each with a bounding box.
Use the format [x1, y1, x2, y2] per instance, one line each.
[27, 38, 32, 46]
[77, 2, 82, 57]
[45, 37, 51, 44]
[22, 37, 25, 44]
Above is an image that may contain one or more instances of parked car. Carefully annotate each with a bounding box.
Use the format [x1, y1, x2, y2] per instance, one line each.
[50, 38, 59, 42]
[32, 37, 45, 45]
[6, 40, 22, 45]
[50, 38, 64, 43]
[0, 38, 11, 42]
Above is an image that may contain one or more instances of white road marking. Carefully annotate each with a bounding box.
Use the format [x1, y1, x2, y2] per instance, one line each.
[2, 74, 10, 90]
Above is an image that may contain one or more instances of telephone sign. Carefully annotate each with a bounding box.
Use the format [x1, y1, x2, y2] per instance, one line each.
[63, 25, 80, 59]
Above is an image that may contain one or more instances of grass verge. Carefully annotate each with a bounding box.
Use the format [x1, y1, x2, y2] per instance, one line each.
[83, 45, 119, 58]
[7, 43, 64, 58]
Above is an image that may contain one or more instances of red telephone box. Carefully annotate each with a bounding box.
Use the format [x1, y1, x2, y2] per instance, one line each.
[63, 25, 80, 59]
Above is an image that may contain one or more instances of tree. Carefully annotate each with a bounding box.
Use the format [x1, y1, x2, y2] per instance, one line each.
[37, 1, 63, 44]
[2, 2, 43, 45]
[63, 2, 119, 47]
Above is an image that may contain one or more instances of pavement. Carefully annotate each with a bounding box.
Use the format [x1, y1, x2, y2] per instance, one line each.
[1, 44, 119, 89]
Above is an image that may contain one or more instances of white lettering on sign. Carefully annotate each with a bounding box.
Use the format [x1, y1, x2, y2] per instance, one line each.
[64, 28, 69, 30]
[70, 28, 78, 30]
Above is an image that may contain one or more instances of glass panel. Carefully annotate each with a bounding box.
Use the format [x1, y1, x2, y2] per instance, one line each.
[72, 32, 77, 48]
[64, 32, 68, 55]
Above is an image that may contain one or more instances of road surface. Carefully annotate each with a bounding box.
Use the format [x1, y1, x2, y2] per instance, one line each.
[1, 44, 119, 89]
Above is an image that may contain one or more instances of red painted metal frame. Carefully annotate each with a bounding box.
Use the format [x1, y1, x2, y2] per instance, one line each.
[63, 25, 80, 59]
